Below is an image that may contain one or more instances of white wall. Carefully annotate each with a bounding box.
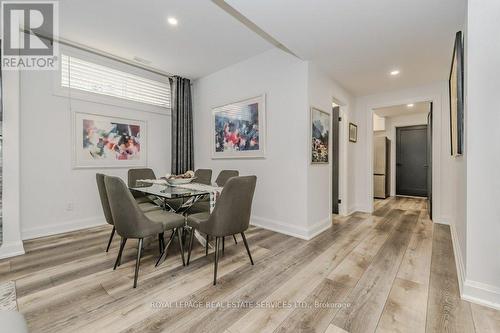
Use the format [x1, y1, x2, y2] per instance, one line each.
[193, 48, 311, 238]
[353, 82, 453, 222]
[383, 112, 429, 196]
[0, 69, 25, 259]
[307, 63, 354, 231]
[18, 45, 171, 239]
[463, 0, 500, 309]
[373, 114, 386, 131]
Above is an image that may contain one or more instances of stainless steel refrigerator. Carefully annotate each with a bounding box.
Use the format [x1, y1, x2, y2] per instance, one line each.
[373, 136, 391, 198]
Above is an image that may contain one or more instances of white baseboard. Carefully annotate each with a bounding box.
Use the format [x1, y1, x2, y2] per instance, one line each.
[433, 215, 451, 225]
[449, 222, 466, 294]
[307, 217, 332, 239]
[21, 216, 107, 240]
[463, 280, 500, 310]
[251, 215, 332, 240]
[0, 241, 25, 259]
[447, 220, 500, 310]
[347, 205, 363, 215]
[251, 215, 309, 240]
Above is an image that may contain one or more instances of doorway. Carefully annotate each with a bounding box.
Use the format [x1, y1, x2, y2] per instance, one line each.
[396, 125, 428, 197]
[332, 106, 340, 214]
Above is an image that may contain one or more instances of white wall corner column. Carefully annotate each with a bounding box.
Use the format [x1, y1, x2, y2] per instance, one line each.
[0, 69, 25, 259]
[463, 0, 500, 310]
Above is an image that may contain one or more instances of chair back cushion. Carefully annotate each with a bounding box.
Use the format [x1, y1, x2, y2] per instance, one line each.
[194, 169, 212, 185]
[104, 175, 159, 238]
[215, 170, 239, 186]
[96, 173, 114, 225]
[208, 176, 257, 236]
[128, 168, 156, 198]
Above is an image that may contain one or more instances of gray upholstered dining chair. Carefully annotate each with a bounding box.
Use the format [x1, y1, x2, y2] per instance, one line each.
[193, 169, 212, 185]
[128, 168, 183, 211]
[187, 169, 239, 215]
[96, 173, 161, 252]
[104, 175, 186, 288]
[186, 176, 257, 285]
[215, 170, 239, 186]
[128, 168, 156, 204]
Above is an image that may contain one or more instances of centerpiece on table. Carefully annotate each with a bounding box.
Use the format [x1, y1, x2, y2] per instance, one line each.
[162, 170, 196, 185]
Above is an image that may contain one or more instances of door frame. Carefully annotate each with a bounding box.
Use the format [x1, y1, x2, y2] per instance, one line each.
[330, 98, 348, 216]
[365, 94, 441, 218]
[395, 124, 428, 197]
[332, 106, 340, 214]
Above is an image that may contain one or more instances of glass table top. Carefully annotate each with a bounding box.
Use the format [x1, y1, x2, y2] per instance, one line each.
[130, 182, 209, 199]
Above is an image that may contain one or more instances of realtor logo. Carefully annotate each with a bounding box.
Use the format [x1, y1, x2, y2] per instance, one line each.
[1, 1, 59, 70]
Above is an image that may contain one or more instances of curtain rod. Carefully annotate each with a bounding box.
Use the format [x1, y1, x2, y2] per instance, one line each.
[23, 29, 175, 79]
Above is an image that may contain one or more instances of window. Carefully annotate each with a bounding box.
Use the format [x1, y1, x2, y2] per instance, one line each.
[61, 54, 171, 108]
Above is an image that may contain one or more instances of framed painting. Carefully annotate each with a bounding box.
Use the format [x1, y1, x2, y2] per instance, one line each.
[72, 111, 147, 168]
[311, 107, 330, 164]
[449, 31, 464, 156]
[349, 123, 358, 143]
[212, 94, 266, 159]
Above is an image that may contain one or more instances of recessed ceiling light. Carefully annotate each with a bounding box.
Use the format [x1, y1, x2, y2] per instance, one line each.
[407, 103, 414, 107]
[167, 17, 178, 26]
[390, 70, 400, 76]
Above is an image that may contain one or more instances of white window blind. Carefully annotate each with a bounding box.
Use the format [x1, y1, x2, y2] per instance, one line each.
[61, 54, 171, 108]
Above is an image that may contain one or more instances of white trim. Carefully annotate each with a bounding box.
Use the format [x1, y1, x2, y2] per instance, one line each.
[448, 220, 500, 310]
[347, 205, 364, 216]
[449, 222, 466, 294]
[0, 242, 25, 260]
[463, 280, 500, 310]
[433, 216, 451, 225]
[21, 216, 106, 240]
[307, 217, 332, 239]
[251, 216, 309, 240]
[0, 62, 25, 259]
[251, 215, 332, 240]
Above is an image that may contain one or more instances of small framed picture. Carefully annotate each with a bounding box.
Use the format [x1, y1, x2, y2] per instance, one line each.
[349, 123, 358, 143]
[310, 107, 330, 164]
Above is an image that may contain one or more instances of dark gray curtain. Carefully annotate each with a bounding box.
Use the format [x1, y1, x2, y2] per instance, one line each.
[170, 76, 194, 174]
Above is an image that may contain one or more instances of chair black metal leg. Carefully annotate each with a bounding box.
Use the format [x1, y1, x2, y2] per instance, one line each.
[205, 235, 209, 256]
[222, 236, 225, 255]
[187, 228, 195, 265]
[213, 237, 219, 285]
[177, 228, 186, 266]
[106, 226, 115, 252]
[155, 230, 175, 267]
[241, 232, 254, 265]
[133, 238, 143, 288]
[114, 237, 127, 270]
[233, 234, 238, 244]
[158, 232, 164, 254]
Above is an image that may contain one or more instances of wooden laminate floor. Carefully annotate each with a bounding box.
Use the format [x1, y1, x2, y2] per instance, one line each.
[1, 197, 499, 332]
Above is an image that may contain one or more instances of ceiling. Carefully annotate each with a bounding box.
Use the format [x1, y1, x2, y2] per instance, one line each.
[374, 101, 431, 118]
[225, 0, 466, 96]
[57, 0, 466, 94]
[57, 0, 273, 79]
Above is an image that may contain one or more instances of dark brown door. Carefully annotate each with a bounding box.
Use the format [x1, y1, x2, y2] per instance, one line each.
[332, 106, 340, 214]
[396, 125, 428, 197]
